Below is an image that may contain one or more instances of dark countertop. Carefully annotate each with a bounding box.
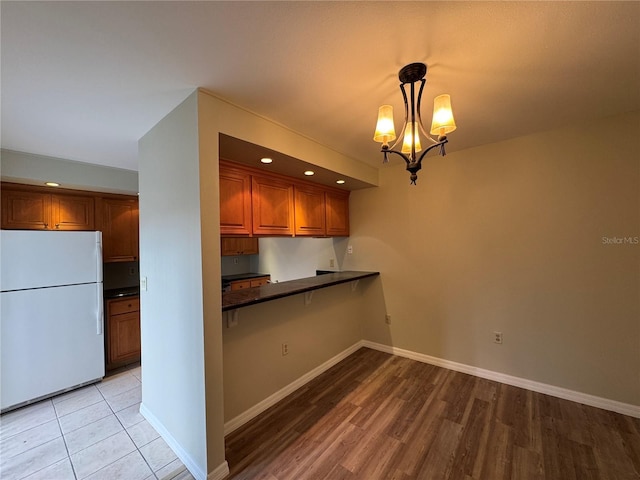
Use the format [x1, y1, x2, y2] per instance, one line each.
[222, 271, 379, 311]
[222, 272, 271, 283]
[104, 286, 140, 299]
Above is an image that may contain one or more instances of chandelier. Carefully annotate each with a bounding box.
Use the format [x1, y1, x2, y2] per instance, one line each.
[373, 62, 456, 184]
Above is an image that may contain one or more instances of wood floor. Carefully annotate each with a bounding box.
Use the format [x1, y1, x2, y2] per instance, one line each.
[225, 347, 640, 480]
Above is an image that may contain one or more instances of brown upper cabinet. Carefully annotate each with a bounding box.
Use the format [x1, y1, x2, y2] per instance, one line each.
[251, 175, 295, 236]
[1, 182, 139, 263]
[97, 197, 139, 262]
[294, 184, 326, 237]
[1, 184, 95, 231]
[219, 161, 350, 238]
[325, 190, 350, 237]
[219, 166, 252, 236]
[220, 237, 259, 256]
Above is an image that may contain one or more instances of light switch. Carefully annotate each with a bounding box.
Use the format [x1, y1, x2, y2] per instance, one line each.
[140, 276, 148, 291]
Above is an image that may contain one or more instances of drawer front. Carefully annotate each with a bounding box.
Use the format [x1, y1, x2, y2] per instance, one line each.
[250, 277, 269, 287]
[231, 280, 251, 291]
[109, 297, 140, 315]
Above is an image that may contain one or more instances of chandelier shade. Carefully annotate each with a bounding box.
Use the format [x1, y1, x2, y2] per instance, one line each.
[373, 105, 397, 145]
[430, 94, 457, 136]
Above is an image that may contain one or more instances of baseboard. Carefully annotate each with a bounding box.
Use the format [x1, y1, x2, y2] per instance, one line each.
[207, 461, 231, 480]
[140, 403, 228, 480]
[361, 340, 640, 419]
[224, 342, 363, 435]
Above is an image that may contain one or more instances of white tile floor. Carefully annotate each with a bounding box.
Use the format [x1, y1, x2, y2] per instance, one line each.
[0, 367, 193, 480]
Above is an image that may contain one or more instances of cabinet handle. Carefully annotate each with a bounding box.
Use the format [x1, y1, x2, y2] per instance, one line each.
[55, 223, 60, 229]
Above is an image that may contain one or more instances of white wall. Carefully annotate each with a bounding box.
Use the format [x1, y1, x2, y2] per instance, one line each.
[344, 110, 640, 407]
[255, 237, 349, 282]
[138, 91, 210, 478]
[1, 149, 138, 194]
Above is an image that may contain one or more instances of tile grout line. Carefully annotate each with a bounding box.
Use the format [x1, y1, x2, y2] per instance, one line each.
[107, 383, 159, 478]
[84, 374, 155, 480]
[90, 372, 160, 480]
[0, 399, 63, 480]
[54, 397, 80, 480]
[2, 369, 167, 480]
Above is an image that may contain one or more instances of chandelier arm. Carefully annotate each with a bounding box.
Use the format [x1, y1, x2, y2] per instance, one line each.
[415, 79, 434, 143]
[389, 82, 410, 151]
[380, 148, 412, 167]
[416, 137, 448, 166]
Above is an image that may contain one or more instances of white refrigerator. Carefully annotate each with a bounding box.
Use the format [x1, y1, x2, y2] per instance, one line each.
[1, 230, 105, 412]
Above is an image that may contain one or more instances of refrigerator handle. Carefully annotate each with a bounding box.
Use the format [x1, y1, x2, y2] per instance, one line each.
[97, 283, 104, 335]
[96, 232, 103, 283]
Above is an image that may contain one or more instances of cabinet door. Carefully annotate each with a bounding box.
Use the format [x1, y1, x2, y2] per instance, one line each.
[108, 312, 141, 366]
[1, 189, 51, 230]
[220, 167, 252, 236]
[326, 190, 350, 236]
[51, 194, 95, 231]
[252, 175, 294, 236]
[100, 198, 139, 262]
[107, 298, 140, 369]
[294, 185, 326, 236]
[220, 237, 259, 256]
[239, 237, 259, 255]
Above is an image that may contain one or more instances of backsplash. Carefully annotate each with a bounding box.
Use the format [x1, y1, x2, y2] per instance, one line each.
[103, 261, 140, 290]
[256, 237, 346, 282]
[221, 255, 256, 276]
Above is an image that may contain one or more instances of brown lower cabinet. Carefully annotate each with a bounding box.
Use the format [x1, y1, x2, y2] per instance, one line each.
[106, 296, 141, 370]
[230, 275, 270, 291]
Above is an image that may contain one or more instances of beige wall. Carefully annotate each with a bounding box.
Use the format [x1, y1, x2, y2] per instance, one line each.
[140, 87, 637, 477]
[222, 278, 380, 422]
[344, 110, 640, 406]
[193, 89, 380, 475]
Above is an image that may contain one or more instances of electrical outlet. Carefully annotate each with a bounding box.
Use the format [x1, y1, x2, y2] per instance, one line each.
[494, 331, 503, 344]
[385, 314, 392, 325]
[282, 343, 289, 356]
[329, 258, 335, 268]
[347, 245, 353, 254]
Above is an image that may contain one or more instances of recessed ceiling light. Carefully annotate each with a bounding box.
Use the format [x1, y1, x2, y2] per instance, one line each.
[336, 179, 346, 185]
[45, 182, 60, 187]
[304, 170, 314, 176]
[260, 157, 273, 164]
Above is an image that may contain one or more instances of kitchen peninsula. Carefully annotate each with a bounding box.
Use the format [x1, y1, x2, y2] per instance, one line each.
[222, 271, 379, 311]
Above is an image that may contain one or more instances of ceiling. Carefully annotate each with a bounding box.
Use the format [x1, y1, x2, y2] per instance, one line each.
[2, 1, 639, 176]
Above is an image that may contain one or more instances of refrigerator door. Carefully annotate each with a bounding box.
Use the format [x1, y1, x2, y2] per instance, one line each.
[0, 230, 102, 291]
[1, 283, 105, 410]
